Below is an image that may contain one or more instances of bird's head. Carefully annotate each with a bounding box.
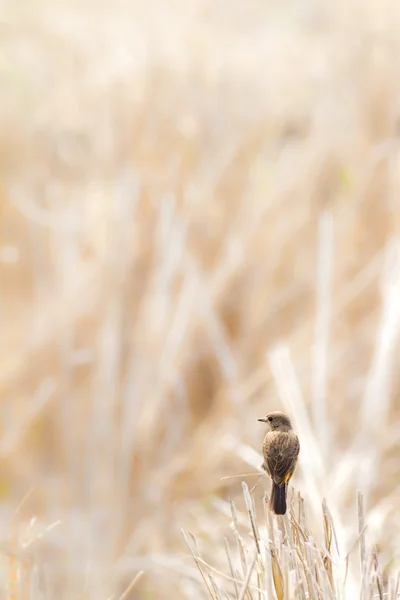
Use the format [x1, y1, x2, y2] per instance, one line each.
[258, 411, 292, 431]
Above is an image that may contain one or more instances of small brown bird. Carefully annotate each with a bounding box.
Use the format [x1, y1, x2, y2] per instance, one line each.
[258, 411, 300, 515]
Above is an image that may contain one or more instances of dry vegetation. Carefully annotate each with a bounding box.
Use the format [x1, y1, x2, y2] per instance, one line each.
[0, 0, 400, 597]
[183, 486, 400, 600]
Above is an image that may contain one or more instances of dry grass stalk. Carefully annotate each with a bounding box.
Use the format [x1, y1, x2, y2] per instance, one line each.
[186, 487, 398, 600]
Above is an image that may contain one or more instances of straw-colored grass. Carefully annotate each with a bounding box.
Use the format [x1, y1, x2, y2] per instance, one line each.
[0, 0, 400, 597]
[184, 486, 399, 600]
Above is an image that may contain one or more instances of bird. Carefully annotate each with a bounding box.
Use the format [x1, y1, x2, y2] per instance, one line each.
[258, 411, 300, 515]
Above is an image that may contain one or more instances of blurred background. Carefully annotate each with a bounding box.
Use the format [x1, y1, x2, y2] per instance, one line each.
[1, 0, 400, 597]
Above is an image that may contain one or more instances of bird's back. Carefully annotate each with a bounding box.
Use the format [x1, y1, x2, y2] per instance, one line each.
[263, 430, 300, 485]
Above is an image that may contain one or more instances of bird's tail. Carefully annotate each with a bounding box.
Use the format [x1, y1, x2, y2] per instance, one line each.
[269, 481, 287, 515]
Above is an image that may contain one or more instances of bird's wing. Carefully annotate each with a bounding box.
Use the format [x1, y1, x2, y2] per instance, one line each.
[265, 433, 299, 482]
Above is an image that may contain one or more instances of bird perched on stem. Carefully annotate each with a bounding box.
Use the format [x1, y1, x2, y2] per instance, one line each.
[258, 411, 300, 515]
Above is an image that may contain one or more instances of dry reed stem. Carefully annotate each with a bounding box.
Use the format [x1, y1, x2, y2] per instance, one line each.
[188, 485, 398, 600]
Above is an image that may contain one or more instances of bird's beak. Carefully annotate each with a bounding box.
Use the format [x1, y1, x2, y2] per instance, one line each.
[258, 418, 267, 422]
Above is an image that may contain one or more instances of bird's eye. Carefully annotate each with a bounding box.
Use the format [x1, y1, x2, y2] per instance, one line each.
[267, 416, 273, 422]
